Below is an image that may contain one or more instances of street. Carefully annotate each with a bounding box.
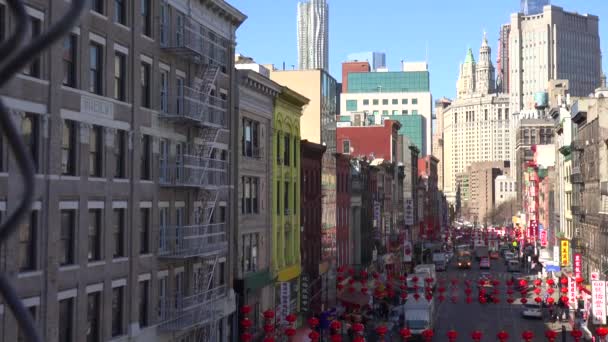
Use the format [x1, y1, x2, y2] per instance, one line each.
[432, 255, 567, 341]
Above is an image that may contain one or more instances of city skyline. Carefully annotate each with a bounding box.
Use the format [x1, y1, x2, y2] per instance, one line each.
[231, 0, 608, 100]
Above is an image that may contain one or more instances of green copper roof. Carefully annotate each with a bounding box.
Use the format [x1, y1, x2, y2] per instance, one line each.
[464, 48, 475, 64]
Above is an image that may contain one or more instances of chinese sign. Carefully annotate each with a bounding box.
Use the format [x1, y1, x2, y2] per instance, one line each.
[279, 282, 291, 323]
[574, 253, 583, 279]
[373, 201, 381, 228]
[539, 225, 547, 247]
[403, 240, 413, 263]
[592, 280, 607, 325]
[560, 240, 570, 267]
[404, 199, 414, 225]
[569, 277, 578, 308]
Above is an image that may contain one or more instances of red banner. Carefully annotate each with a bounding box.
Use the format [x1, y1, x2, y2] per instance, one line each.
[574, 253, 582, 279]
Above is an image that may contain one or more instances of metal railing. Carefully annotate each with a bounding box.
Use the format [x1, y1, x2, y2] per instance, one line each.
[159, 155, 228, 188]
[159, 86, 227, 127]
[158, 223, 228, 258]
[159, 14, 227, 67]
[159, 285, 226, 332]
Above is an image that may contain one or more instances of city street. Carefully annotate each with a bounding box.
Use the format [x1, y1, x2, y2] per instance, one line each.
[432, 256, 566, 341]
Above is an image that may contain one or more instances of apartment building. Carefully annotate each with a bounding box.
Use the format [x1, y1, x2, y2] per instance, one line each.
[0, 1, 245, 341]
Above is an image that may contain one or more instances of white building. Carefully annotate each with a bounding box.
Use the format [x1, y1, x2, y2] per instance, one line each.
[494, 175, 517, 206]
[297, 0, 329, 70]
[442, 34, 511, 203]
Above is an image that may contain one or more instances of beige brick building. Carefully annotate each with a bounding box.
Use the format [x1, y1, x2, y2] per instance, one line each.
[467, 161, 510, 225]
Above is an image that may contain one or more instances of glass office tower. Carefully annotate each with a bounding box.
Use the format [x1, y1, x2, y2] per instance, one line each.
[521, 0, 550, 15]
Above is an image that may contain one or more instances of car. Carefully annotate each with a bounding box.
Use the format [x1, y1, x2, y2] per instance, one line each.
[479, 257, 491, 269]
[521, 303, 543, 319]
[507, 260, 521, 272]
[490, 251, 500, 259]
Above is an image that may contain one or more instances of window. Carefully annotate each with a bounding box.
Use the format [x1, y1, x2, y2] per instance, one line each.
[140, 62, 151, 108]
[88, 209, 102, 261]
[241, 177, 259, 214]
[372, 99, 379, 105]
[176, 14, 184, 46]
[392, 99, 398, 105]
[159, 2, 168, 45]
[62, 120, 77, 175]
[91, 0, 103, 14]
[17, 306, 36, 342]
[242, 118, 260, 158]
[114, 130, 126, 178]
[402, 110, 408, 115]
[382, 99, 388, 105]
[392, 110, 399, 115]
[242, 233, 259, 273]
[284, 181, 289, 215]
[0, 4, 5, 42]
[21, 113, 38, 172]
[159, 207, 168, 251]
[139, 208, 150, 254]
[157, 277, 167, 320]
[63, 34, 77, 87]
[112, 286, 124, 336]
[141, 0, 151, 37]
[363, 99, 369, 105]
[114, 0, 126, 25]
[160, 70, 168, 112]
[23, 17, 41, 78]
[159, 139, 168, 183]
[346, 100, 357, 111]
[18, 212, 37, 271]
[60, 210, 76, 265]
[342, 140, 350, 154]
[114, 53, 126, 101]
[412, 98, 418, 105]
[140, 135, 151, 180]
[176, 76, 184, 114]
[87, 292, 100, 342]
[382, 110, 388, 115]
[58, 298, 74, 342]
[113, 208, 125, 258]
[89, 125, 103, 177]
[175, 142, 184, 182]
[412, 110, 418, 115]
[402, 99, 408, 104]
[174, 273, 183, 307]
[283, 134, 290, 166]
[139, 280, 149, 327]
[89, 43, 103, 95]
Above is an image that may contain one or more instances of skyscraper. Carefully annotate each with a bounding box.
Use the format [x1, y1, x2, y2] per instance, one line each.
[520, 0, 550, 15]
[496, 24, 511, 94]
[297, 0, 329, 70]
[347, 51, 387, 71]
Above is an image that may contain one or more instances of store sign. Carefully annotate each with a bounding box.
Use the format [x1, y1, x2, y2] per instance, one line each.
[539, 225, 547, 247]
[373, 201, 381, 228]
[574, 254, 583, 279]
[553, 248, 560, 264]
[403, 241, 413, 263]
[279, 282, 291, 323]
[560, 240, 570, 267]
[569, 277, 578, 308]
[404, 199, 414, 225]
[592, 281, 607, 325]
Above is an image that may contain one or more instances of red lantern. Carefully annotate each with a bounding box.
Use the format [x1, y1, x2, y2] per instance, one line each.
[507, 297, 515, 304]
[471, 330, 483, 341]
[400, 327, 412, 340]
[263, 324, 274, 333]
[263, 337, 275, 342]
[519, 279, 528, 287]
[533, 288, 541, 295]
[263, 309, 275, 319]
[534, 279, 542, 286]
[348, 278, 355, 285]
[400, 284, 407, 291]
[412, 276, 419, 283]
[352, 323, 365, 333]
[331, 335, 343, 342]
[337, 275, 345, 282]
[361, 287, 368, 295]
[497, 330, 509, 341]
[414, 293, 420, 301]
[575, 277, 584, 284]
[492, 280, 501, 287]
[547, 288, 554, 295]
[560, 277, 568, 285]
[596, 327, 608, 338]
[425, 294, 433, 301]
[535, 297, 542, 303]
[547, 297, 555, 305]
[337, 284, 344, 291]
[308, 331, 320, 341]
[240, 305, 252, 315]
[241, 332, 253, 341]
[376, 325, 388, 337]
[425, 277, 434, 284]
[438, 295, 446, 302]
[353, 337, 365, 342]
[520, 297, 528, 304]
[545, 330, 558, 342]
[507, 289, 514, 295]
[447, 329, 458, 341]
[451, 278, 458, 286]
[438, 287, 446, 293]
[401, 292, 408, 300]
[547, 278, 555, 286]
[330, 320, 341, 331]
[348, 268, 355, 276]
[465, 296, 473, 304]
[360, 270, 368, 279]
[506, 279, 514, 287]
[399, 275, 406, 282]
[373, 272, 379, 279]
[571, 329, 583, 341]
[493, 295, 500, 304]
[465, 288, 472, 295]
[561, 295, 569, 303]
[240, 318, 253, 329]
[285, 327, 296, 337]
[308, 317, 319, 328]
[522, 330, 534, 342]
[421, 329, 434, 342]
[560, 287, 568, 294]
[286, 314, 297, 323]
[479, 296, 487, 304]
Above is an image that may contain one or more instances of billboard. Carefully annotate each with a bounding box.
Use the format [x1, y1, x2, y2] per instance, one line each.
[560, 240, 570, 267]
[592, 280, 607, 325]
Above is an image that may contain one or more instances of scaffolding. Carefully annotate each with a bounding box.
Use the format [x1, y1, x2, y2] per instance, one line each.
[158, 1, 231, 340]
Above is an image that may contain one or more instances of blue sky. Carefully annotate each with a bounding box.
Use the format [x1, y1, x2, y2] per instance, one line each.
[229, 0, 608, 100]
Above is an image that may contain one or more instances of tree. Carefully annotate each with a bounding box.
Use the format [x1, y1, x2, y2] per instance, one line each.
[486, 198, 517, 226]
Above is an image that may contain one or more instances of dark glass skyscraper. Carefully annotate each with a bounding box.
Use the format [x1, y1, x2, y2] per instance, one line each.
[521, 0, 550, 15]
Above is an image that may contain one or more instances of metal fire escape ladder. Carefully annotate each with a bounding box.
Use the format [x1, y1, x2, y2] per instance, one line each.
[194, 64, 220, 99]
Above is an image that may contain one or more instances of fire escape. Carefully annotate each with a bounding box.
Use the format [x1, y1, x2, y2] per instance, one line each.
[157, 3, 230, 340]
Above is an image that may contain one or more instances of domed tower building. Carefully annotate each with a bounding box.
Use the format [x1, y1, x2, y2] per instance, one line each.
[457, 48, 476, 98]
[475, 32, 496, 95]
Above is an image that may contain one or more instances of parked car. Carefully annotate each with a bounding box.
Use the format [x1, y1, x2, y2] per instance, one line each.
[490, 251, 500, 259]
[521, 303, 543, 319]
[479, 257, 491, 269]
